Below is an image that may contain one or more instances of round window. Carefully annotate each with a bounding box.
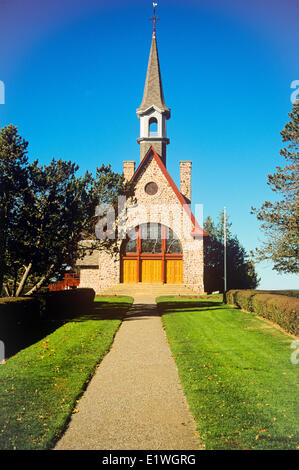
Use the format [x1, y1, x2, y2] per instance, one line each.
[145, 182, 158, 196]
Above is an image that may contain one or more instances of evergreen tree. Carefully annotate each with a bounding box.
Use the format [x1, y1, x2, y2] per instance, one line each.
[0, 125, 29, 295]
[0, 125, 135, 297]
[251, 102, 299, 273]
[204, 211, 260, 292]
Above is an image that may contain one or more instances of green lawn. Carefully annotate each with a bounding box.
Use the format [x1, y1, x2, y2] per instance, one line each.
[0, 296, 132, 450]
[157, 296, 299, 450]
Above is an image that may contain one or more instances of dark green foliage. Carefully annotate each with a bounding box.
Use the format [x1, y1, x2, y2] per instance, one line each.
[43, 288, 95, 319]
[226, 289, 299, 335]
[252, 102, 299, 273]
[0, 297, 40, 328]
[0, 125, 29, 295]
[203, 212, 260, 293]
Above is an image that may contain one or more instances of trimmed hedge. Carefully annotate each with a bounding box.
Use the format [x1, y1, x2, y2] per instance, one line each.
[226, 289, 299, 336]
[0, 297, 41, 328]
[43, 288, 95, 319]
[0, 288, 96, 327]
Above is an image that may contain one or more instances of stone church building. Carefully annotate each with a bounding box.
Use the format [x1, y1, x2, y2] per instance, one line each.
[77, 24, 206, 293]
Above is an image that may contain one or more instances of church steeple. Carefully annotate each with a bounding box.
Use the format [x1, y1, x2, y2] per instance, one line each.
[137, 6, 170, 166]
[137, 29, 170, 116]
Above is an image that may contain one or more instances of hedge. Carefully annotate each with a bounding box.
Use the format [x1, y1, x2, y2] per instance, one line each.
[43, 288, 96, 319]
[0, 288, 96, 327]
[0, 297, 41, 328]
[226, 289, 299, 336]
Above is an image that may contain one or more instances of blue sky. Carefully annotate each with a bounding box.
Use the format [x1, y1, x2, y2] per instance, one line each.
[0, 0, 298, 289]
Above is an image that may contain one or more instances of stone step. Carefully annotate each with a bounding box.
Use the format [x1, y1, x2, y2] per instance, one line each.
[99, 283, 199, 297]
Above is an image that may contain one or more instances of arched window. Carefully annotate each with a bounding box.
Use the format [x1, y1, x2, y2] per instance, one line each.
[122, 223, 182, 255]
[149, 117, 158, 137]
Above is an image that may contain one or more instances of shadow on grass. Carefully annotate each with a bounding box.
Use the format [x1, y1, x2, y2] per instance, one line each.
[1, 299, 132, 360]
[157, 300, 225, 315]
[74, 301, 131, 321]
[121, 300, 226, 322]
[124, 303, 159, 320]
[1, 319, 64, 359]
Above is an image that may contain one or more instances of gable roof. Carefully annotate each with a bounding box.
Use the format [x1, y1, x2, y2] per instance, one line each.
[131, 146, 207, 237]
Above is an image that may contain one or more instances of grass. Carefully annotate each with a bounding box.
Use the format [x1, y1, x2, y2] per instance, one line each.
[0, 296, 133, 450]
[157, 296, 299, 450]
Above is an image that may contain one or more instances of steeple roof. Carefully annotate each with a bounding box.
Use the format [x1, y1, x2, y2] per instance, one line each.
[137, 30, 170, 116]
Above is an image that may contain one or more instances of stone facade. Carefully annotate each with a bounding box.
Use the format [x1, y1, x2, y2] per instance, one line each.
[126, 152, 204, 291]
[77, 149, 205, 294]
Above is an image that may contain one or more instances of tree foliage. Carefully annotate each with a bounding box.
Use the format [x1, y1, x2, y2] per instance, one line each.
[204, 212, 260, 293]
[251, 102, 299, 273]
[0, 125, 135, 297]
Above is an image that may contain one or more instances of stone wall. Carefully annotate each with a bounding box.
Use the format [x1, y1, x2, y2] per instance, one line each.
[79, 253, 120, 294]
[180, 161, 192, 203]
[79, 267, 100, 292]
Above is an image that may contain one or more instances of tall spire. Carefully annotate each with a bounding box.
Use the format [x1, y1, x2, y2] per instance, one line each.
[137, 4, 170, 165]
[137, 6, 170, 116]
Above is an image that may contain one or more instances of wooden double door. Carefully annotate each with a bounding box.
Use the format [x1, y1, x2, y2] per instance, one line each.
[122, 258, 183, 284]
[121, 223, 183, 284]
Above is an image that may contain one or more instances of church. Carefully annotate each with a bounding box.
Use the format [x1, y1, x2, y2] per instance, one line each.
[77, 19, 206, 294]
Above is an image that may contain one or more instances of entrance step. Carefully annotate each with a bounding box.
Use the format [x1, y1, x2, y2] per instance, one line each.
[99, 283, 199, 297]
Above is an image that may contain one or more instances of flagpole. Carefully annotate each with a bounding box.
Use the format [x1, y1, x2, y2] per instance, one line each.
[224, 206, 227, 299]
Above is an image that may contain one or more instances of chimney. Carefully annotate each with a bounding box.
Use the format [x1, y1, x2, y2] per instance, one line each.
[123, 161, 135, 181]
[180, 161, 192, 203]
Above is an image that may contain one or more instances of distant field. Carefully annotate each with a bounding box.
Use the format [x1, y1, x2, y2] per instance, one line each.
[254, 290, 299, 298]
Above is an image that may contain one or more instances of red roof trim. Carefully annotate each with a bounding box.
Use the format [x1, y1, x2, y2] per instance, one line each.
[131, 146, 207, 237]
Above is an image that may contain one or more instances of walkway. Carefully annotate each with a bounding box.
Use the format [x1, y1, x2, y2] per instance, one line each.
[55, 289, 202, 450]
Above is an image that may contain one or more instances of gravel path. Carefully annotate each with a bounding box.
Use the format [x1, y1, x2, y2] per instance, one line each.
[54, 295, 202, 450]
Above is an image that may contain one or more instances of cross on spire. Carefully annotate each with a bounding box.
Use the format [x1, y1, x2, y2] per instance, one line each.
[150, 2, 159, 35]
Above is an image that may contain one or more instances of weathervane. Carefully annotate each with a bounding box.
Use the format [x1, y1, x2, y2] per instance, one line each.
[150, 2, 159, 34]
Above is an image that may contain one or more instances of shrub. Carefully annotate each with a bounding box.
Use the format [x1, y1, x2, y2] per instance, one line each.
[233, 290, 256, 311]
[226, 290, 239, 306]
[252, 294, 299, 336]
[0, 297, 41, 328]
[43, 288, 95, 319]
[226, 289, 299, 335]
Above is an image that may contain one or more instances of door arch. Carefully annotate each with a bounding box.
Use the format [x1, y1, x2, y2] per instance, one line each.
[121, 223, 183, 283]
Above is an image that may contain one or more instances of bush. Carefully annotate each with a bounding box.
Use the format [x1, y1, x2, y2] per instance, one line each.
[0, 297, 41, 328]
[226, 289, 299, 335]
[43, 288, 95, 319]
[229, 290, 256, 311]
[226, 290, 239, 307]
[252, 294, 299, 336]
